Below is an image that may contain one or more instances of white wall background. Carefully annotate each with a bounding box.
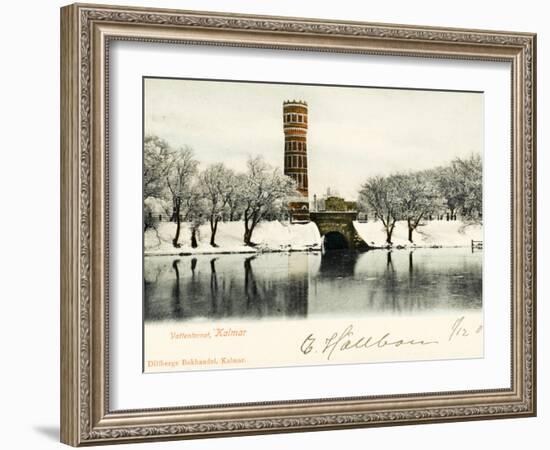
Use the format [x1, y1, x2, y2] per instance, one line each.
[0, 1, 546, 449]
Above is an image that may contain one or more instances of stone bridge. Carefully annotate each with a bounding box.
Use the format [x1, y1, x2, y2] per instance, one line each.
[309, 211, 368, 250]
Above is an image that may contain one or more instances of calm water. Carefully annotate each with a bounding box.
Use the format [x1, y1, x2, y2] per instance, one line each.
[143, 248, 482, 322]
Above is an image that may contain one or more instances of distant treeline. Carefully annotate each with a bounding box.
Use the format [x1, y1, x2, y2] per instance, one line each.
[358, 154, 482, 243]
[144, 135, 296, 248]
[145, 134, 482, 248]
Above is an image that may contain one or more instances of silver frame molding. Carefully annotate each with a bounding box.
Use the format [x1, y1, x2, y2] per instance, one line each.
[61, 3, 536, 446]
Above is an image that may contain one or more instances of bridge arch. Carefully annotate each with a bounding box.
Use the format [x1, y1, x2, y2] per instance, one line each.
[310, 211, 368, 251]
[323, 231, 349, 250]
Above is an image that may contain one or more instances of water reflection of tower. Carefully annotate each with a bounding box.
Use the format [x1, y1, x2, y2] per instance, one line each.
[286, 253, 309, 317]
[319, 251, 358, 278]
[283, 100, 310, 222]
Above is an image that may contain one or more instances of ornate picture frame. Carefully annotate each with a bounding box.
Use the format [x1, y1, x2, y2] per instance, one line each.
[60, 3, 536, 446]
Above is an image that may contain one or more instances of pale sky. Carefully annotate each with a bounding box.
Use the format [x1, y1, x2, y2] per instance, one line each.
[144, 77, 483, 200]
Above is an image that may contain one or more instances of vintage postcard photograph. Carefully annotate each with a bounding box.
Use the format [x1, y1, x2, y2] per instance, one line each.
[142, 78, 484, 373]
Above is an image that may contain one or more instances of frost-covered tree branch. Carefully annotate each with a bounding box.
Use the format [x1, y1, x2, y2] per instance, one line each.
[434, 153, 482, 221]
[200, 163, 237, 246]
[359, 175, 401, 244]
[143, 135, 175, 199]
[165, 146, 199, 248]
[393, 170, 442, 243]
[238, 156, 296, 246]
[359, 153, 482, 246]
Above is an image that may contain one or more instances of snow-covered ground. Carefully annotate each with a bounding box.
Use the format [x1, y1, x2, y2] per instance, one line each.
[144, 219, 482, 256]
[144, 220, 322, 256]
[353, 220, 482, 249]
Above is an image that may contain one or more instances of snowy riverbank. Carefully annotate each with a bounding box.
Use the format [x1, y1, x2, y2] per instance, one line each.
[353, 220, 482, 249]
[144, 221, 322, 256]
[144, 219, 482, 256]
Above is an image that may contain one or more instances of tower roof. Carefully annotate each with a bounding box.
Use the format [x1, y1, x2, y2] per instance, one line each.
[283, 99, 308, 106]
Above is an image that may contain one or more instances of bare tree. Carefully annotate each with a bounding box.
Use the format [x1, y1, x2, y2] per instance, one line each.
[184, 182, 206, 248]
[165, 146, 199, 248]
[238, 156, 296, 246]
[143, 197, 164, 233]
[200, 163, 237, 246]
[434, 164, 463, 219]
[394, 171, 441, 243]
[226, 173, 246, 221]
[143, 135, 175, 233]
[359, 175, 401, 245]
[434, 153, 482, 221]
[143, 135, 174, 199]
[456, 154, 482, 220]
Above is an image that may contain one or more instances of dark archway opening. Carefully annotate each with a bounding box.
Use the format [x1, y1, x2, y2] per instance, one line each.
[323, 231, 349, 251]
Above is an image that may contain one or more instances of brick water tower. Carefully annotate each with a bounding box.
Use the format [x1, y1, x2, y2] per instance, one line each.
[283, 100, 310, 222]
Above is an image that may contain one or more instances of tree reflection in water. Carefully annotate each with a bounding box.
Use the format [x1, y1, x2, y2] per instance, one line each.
[143, 248, 482, 322]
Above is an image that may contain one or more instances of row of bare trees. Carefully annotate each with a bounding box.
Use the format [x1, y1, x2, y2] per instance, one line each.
[144, 135, 296, 248]
[359, 154, 482, 244]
